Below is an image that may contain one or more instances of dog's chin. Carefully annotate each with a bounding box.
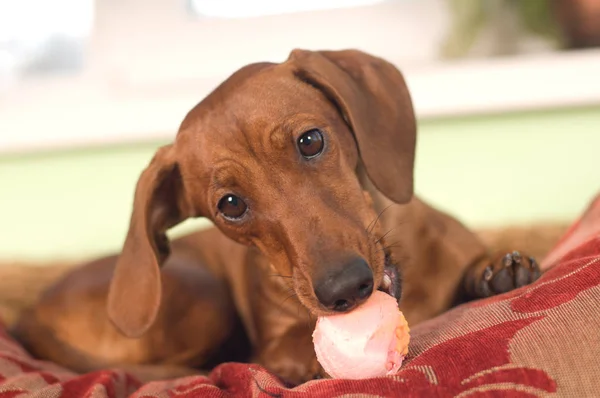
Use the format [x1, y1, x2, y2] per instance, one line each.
[378, 252, 402, 303]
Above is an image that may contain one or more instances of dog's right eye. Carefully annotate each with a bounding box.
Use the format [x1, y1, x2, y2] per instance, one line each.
[297, 129, 324, 159]
[218, 194, 248, 220]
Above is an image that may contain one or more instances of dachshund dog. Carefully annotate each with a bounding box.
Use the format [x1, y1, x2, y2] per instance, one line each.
[12, 49, 540, 385]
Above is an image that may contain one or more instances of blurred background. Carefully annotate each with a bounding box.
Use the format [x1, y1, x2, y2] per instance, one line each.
[0, 0, 599, 263]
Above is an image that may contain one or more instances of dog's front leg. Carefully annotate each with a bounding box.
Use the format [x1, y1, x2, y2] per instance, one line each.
[462, 251, 542, 299]
[254, 322, 325, 386]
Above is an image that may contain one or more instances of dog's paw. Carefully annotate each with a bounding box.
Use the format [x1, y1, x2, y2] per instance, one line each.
[475, 251, 541, 298]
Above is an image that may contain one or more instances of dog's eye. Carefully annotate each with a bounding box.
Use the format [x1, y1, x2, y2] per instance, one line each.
[218, 194, 248, 219]
[297, 129, 324, 158]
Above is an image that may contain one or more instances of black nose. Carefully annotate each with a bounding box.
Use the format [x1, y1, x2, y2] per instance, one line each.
[314, 257, 374, 312]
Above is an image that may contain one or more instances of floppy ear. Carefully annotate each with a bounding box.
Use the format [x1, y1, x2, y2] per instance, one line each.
[107, 144, 193, 337]
[288, 49, 417, 204]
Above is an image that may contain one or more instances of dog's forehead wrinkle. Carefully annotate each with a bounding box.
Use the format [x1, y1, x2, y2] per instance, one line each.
[237, 116, 287, 157]
[180, 77, 339, 163]
[211, 163, 246, 188]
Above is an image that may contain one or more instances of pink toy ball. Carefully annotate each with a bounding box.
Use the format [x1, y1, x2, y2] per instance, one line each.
[312, 290, 410, 379]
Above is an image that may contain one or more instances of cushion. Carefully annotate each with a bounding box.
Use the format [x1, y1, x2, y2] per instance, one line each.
[1, 194, 599, 397]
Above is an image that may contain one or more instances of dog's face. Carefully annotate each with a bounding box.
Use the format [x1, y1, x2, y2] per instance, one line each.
[107, 50, 417, 337]
[178, 69, 395, 315]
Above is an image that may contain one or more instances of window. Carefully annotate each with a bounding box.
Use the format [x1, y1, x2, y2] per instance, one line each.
[0, 0, 93, 82]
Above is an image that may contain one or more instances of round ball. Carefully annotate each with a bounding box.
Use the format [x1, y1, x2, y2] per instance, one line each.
[312, 290, 410, 379]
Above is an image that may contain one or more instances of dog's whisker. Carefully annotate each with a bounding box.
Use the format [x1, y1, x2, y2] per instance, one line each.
[383, 240, 402, 249]
[380, 245, 402, 253]
[296, 302, 313, 332]
[374, 228, 397, 244]
[281, 292, 296, 303]
[277, 292, 298, 317]
[377, 240, 402, 254]
[291, 292, 316, 331]
[374, 220, 409, 243]
[366, 204, 394, 235]
[269, 274, 293, 279]
[304, 307, 314, 332]
[378, 245, 401, 253]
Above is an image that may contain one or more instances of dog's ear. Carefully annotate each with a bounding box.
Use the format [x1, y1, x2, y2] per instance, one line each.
[107, 144, 193, 337]
[288, 49, 416, 204]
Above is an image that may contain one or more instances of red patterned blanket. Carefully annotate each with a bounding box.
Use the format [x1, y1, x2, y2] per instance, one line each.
[1, 194, 599, 397]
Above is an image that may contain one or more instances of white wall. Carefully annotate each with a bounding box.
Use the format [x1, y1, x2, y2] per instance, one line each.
[1, 0, 600, 156]
[1, 0, 449, 152]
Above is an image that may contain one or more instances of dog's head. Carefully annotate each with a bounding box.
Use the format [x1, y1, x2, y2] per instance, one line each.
[107, 49, 416, 337]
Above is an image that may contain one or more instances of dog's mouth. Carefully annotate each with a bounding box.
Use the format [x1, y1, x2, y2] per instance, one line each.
[378, 252, 401, 302]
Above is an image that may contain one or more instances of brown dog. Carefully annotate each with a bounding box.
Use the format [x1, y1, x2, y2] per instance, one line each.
[12, 49, 540, 385]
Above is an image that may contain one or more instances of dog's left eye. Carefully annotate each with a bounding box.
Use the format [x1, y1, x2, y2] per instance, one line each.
[297, 129, 324, 159]
[218, 194, 248, 220]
